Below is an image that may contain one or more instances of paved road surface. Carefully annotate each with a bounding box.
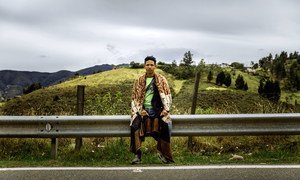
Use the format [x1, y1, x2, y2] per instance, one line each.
[1, 165, 300, 180]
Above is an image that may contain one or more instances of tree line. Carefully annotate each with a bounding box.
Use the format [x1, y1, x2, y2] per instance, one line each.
[128, 50, 299, 103]
[257, 51, 300, 92]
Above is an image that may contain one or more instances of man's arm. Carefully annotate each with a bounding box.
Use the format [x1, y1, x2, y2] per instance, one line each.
[160, 76, 172, 114]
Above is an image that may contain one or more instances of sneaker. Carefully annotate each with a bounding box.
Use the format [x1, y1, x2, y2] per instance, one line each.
[131, 155, 141, 165]
[158, 153, 169, 164]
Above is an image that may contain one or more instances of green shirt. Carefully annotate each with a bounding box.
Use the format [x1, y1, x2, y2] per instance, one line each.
[144, 77, 154, 108]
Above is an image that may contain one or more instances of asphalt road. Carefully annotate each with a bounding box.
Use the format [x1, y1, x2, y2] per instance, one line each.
[1, 165, 300, 180]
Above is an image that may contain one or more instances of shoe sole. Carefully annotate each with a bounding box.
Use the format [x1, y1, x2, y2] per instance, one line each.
[158, 153, 169, 164]
[131, 160, 142, 165]
[131, 162, 141, 165]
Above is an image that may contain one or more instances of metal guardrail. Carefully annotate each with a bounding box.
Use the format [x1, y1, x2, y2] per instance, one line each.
[1, 113, 300, 158]
[1, 114, 300, 137]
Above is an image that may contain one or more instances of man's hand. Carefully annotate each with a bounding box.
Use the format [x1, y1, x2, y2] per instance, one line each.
[140, 110, 149, 117]
[160, 109, 169, 117]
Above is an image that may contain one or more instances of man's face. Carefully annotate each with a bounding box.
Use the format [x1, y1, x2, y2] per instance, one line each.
[144, 60, 156, 74]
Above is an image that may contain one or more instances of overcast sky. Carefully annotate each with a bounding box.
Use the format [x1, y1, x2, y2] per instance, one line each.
[0, 0, 299, 72]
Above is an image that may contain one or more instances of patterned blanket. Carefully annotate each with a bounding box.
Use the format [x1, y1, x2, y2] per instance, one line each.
[130, 114, 174, 162]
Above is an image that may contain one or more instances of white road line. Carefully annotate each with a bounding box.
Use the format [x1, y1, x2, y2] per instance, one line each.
[1, 165, 300, 171]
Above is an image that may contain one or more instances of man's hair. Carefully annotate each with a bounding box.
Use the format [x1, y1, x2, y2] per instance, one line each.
[144, 56, 156, 64]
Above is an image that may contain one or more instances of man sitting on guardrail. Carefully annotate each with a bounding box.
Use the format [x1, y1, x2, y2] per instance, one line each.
[130, 55, 174, 164]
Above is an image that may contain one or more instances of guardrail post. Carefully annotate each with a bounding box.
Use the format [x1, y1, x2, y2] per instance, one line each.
[51, 138, 58, 159]
[189, 71, 200, 149]
[75, 85, 85, 151]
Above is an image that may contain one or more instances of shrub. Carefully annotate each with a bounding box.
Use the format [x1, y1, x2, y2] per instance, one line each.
[258, 78, 281, 102]
[207, 70, 213, 82]
[23, 83, 42, 94]
[224, 73, 232, 87]
[216, 71, 225, 86]
[235, 75, 247, 91]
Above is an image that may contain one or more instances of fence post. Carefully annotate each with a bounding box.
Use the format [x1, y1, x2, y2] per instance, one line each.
[75, 85, 85, 151]
[189, 71, 200, 149]
[51, 138, 58, 159]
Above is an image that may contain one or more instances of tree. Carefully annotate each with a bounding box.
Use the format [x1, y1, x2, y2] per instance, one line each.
[157, 61, 166, 66]
[243, 82, 248, 91]
[267, 53, 273, 62]
[272, 55, 286, 80]
[197, 59, 206, 70]
[177, 65, 195, 79]
[181, 51, 194, 66]
[230, 62, 244, 70]
[259, 54, 272, 70]
[235, 75, 245, 90]
[264, 80, 281, 102]
[171, 60, 177, 67]
[258, 79, 264, 96]
[272, 81, 281, 102]
[23, 83, 42, 94]
[252, 63, 259, 69]
[272, 60, 286, 80]
[207, 70, 213, 82]
[289, 52, 294, 59]
[258, 78, 281, 103]
[216, 71, 225, 86]
[224, 72, 232, 87]
[130, 61, 143, 68]
[292, 51, 299, 59]
[285, 62, 300, 91]
[279, 51, 288, 62]
[196, 59, 206, 76]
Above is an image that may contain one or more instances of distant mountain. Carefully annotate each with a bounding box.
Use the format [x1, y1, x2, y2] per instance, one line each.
[0, 64, 125, 100]
[76, 64, 130, 75]
[76, 64, 114, 75]
[0, 70, 74, 87]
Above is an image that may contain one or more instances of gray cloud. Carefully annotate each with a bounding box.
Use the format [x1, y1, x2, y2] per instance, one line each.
[106, 44, 120, 55]
[0, 0, 299, 72]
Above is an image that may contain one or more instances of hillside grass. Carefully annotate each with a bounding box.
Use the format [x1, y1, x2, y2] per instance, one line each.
[1, 67, 300, 166]
[172, 80, 296, 115]
[281, 92, 300, 105]
[0, 68, 183, 116]
[54, 68, 184, 93]
[206, 68, 259, 93]
[55, 68, 145, 88]
[231, 70, 260, 93]
[198, 68, 299, 106]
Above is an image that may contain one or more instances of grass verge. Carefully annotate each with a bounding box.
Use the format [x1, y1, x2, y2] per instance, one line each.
[0, 136, 299, 167]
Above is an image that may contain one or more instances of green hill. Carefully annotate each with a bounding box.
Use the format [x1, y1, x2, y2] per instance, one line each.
[1, 67, 300, 167]
[0, 68, 181, 115]
[0, 67, 298, 116]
